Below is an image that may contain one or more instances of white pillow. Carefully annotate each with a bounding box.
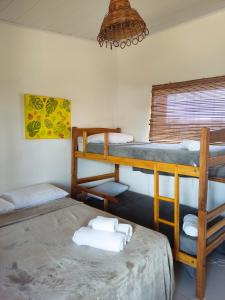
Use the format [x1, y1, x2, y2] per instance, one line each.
[181, 140, 200, 151]
[87, 133, 134, 144]
[0, 198, 15, 214]
[88, 181, 129, 200]
[2, 183, 69, 209]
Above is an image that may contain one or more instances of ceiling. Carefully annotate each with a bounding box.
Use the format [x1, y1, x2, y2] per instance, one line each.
[0, 0, 225, 40]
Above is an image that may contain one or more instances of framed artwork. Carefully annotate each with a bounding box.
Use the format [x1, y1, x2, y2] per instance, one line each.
[24, 94, 71, 139]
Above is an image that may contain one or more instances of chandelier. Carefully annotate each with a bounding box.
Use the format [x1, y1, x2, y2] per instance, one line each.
[97, 0, 149, 49]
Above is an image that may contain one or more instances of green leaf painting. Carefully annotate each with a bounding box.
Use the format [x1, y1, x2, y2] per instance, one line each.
[29, 96, 44, 110]
[27, 121, 41, 137]
[44, 118, 53, 129]
[46, 98, 58, 115]
[24, 94, 71, 139]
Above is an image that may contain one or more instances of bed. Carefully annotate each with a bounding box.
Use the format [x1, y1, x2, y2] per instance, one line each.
[0, 197, 174, 300]
[78, 141, 225, 178]
[71, 126, 225, 300]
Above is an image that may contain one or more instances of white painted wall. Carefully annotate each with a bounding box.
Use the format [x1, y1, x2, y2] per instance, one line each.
[1, 10, 225, 210]
[0, 22, 116, 193]
[115, 10, 225, 210]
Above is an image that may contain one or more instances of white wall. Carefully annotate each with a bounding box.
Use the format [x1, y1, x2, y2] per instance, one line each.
[1, 10, 225, 210]
[115, 10, 225, 209]
[0, 22, 116, 193]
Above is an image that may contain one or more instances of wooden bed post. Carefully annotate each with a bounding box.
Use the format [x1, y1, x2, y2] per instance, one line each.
[71, 127, 78, 198]
[115, 164, 120, 182]
[154, 165, 159, 231]
[115, 128, 121, 184]
[174, 171, 180, 259]
[196, 127, 209, 300]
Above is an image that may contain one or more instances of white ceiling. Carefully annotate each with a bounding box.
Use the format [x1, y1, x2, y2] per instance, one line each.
[0, 0, 225, 40]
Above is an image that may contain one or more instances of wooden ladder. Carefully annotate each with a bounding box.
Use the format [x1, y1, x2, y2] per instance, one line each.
[154, 166, 180, 257]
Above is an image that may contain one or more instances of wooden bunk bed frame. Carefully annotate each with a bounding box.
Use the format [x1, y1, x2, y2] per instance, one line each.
[71, 126, 225, 300]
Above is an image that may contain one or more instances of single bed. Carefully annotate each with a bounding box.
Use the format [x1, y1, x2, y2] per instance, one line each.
[0, 197, 174, 300]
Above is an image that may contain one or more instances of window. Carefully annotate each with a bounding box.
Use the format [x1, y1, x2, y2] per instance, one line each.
[149, 76, 225, 143]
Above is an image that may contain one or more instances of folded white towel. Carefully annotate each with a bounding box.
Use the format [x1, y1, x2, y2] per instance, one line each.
[88, 216, 118, 232]
[183, 214, 198, 237]
[88, 216, 133, 242]
[181, 140, 200, 151]
[184, 214, 198, 222]
[117, 223, 133, 242]
[72, 227, 126, 252]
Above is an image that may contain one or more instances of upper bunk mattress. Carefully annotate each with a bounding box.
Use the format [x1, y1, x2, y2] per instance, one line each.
[80, 142, 225, 178]
[0, 198, 174, 300]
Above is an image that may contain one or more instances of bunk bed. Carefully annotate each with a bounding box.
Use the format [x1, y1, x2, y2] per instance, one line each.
[71, 126, 225, 300]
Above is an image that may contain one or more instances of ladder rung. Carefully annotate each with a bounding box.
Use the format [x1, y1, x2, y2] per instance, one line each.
[158, 218, 175, 227]
[158, 196, 174, 203]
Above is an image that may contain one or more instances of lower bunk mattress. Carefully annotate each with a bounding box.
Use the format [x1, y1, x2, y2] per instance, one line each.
[0, 197, 174, 300]
[85, 191, 225, 257]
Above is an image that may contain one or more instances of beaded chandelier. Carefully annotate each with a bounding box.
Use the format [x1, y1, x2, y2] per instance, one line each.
[97, 0, 149, 49]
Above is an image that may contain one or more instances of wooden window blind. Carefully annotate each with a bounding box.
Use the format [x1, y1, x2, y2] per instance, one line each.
[149, 76, 225, 143]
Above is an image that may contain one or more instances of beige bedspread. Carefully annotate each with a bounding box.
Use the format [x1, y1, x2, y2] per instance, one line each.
[0, 198, 174, 300]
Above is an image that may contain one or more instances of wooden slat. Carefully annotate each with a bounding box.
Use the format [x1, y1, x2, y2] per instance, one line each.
[158, 196, 174, 203]
[154, 166, 159, 231]
[74, 127, 121, 137]
[206, 218, 225, 239]
[208, 155, 225, 167]
[104, 132, 109, 157]
[77, 173, 115, 184]
[176, 251, 197, 268]
[210, 128, 225, 143]
[209, 177, 225, 183]
[207, 203, 225, 221]
[82, 131, 87, 153]
[75, 152, 200, 177]
[152, 163, 199, 177]
[78, 186, 118, 204]
[158, 218, 174, 227]
[174, 172, 180, 257]
[206, 231, 225, 256]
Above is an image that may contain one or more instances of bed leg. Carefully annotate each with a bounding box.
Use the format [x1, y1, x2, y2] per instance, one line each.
[104, 198, 109, 211]
[196, 210, 207, 300]
[196, 256, 206, 300]
[71, 127, 78, 198]
[81, 191, 87, 203]
[71, 159, 78, 198]
[115, 164, 120, 182]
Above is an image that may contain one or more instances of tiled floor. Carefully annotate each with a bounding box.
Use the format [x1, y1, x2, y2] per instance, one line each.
[174, 251, 225, 300]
